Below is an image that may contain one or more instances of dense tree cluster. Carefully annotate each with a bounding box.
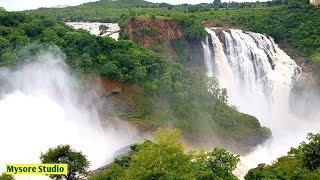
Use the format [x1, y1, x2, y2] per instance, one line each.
[24, 0, 320, 77]
[212, 0, 291, 8]
[25, 0, 169, 23]
[1, 0, 319, 178]
[40, 145, 90, 180]
[245, 133, 320, 180]
[0, 11, 178, 85]
[200, 2, 320, 76]
[172, 14, 207, 41]
[0, 10, 271, 151]
[90, 129, 240, 180]
[34, 131, 320, 180]
[25, 0, 319, 68]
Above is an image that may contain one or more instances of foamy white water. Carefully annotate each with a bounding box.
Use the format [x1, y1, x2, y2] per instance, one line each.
[0, 52, 136, 179]
[66, 22, 120, 40]
[203, 27, 320, 178]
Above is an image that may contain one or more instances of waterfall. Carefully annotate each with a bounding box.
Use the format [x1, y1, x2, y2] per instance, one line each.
[0, 52, 138, 179]
[201, 36, 215, 77]
[202, 27, 320, 178]
[204, 27, 301, 123]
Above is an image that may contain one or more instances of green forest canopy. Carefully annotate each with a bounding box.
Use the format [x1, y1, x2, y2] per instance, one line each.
[1, 0, 318, 153]
[26, 0, 320, 75]
[90, 129, 240, 180]
[91, 130, 320, 180]
[0, 10, 271, 152]
[0, 0, 319, 178]
[245, 133, 320, 180]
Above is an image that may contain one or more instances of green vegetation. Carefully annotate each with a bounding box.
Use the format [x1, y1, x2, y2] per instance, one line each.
[212, 0, 290, 8]
[1, 0, 320, 178]
[89, 129, 240, 180]
[34, 132, 320, 180]
[146, 72, 271, 149]
[170, 38, 189, 63]
[0, 173, 14, 180]
[26, 0, 320, 75]
[200, 1, 320, 78]
[290, 133, 320, 171]
[172, 14, 207, 41]
[40, 145, 90, 180]
[0, 10, 270, 150]
[198, 1, 319, 55]
[98, 24, 109, 35]
[0, 11, 174, 84]
[245, 133, 320, 180]
[25, 0, 168, 23]
[25, 0, 292, 23]
[189, 0, 320, 77]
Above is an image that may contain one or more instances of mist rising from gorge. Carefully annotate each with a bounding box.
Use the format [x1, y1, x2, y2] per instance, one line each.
[202, 27, 320, 178]
[0, 47, 138, 178]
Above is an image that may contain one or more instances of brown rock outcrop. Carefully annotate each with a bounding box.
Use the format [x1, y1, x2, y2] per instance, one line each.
[123, 17, 184, 59]
[124, 17, 183, 47]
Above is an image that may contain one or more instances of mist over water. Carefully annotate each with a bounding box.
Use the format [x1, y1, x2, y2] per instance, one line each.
[203, 28, 320, 178]
[0, 50, 137, 178]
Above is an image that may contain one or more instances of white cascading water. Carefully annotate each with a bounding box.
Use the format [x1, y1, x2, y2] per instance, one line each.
[203, 27, 320, 178]
[0, 50, 137, 179]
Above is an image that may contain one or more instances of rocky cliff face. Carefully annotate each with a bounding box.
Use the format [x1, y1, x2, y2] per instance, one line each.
[310, 0, 320, 5]
[124, 17, 184, 47]
[124, 17, 184, 59]
[123, 17, 205, 67]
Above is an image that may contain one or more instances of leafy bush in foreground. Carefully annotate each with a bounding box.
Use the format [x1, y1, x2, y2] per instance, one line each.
[89, 129, 240, 180]
[245, 133, 320, 180]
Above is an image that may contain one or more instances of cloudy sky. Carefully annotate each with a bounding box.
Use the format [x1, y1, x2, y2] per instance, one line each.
[0, 0, 267, 11]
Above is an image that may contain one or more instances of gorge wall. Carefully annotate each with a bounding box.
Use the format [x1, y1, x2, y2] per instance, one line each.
[123, 17, 183, 60]
[123, 17, 205, 67]
[124, 17, 320, 119]
[122, 19, 320, 156]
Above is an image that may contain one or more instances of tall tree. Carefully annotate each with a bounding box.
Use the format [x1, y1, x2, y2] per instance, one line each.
[213, 0, 222, 7]
[40, 145, 90, 180]
[290, 133, 320, 171]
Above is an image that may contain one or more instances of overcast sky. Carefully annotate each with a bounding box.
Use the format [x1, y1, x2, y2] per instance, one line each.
[0, 0, 268, 11]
